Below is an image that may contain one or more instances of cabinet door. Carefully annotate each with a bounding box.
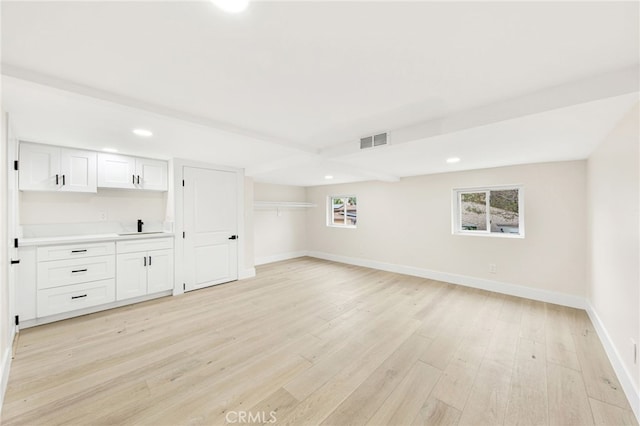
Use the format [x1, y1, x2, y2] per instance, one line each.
[116, 252, 148, 300]
[60, 148, 97, 193]
[136, 158, 168, 191]
[19, 142, 61, 191]
[147, 249, 173, 293]
[98, 153, 136, 189]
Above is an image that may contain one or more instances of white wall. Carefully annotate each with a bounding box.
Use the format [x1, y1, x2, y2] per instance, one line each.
[587, 103, 639, 410]
[20, 189, 167, 225]
[253, 182, 307, 265]
[306, 161, 587, 301]
[244, 176, 255, 272]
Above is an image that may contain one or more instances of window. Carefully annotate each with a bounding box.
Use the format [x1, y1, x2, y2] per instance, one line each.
[452, 186, 524, 237]
[328, 196, 357, 227]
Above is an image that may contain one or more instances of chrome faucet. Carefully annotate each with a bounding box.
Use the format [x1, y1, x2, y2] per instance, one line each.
[137, 219, 144, 233]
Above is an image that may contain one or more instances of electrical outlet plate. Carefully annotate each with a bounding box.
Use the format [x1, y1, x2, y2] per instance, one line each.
[98, 211, 107, 221]
[489, 263, 497, 274]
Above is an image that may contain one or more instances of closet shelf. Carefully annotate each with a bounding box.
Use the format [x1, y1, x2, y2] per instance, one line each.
[253, 201, 316, 209]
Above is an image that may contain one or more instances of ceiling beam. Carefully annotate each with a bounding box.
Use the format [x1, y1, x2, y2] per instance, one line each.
[1, 63, 318, 155]
[321, 66, 640, 159]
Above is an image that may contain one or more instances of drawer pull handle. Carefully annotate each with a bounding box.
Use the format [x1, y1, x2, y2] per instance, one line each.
[133, 174, 136, 184]
[71, 249, 87, 253]
[71, 269, 88, 273]
[71, 294, 88, 300]
[56, 174, 59, 185]
[148, 256, 152, 265]
[144, 256, 147, 267]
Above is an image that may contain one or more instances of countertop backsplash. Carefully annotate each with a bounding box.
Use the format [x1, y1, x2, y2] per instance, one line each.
[21, 221, 173, 239]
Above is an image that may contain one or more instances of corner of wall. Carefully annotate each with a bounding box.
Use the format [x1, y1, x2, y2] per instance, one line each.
[0, 325, 16, 416]
[586, 302, 640, 420]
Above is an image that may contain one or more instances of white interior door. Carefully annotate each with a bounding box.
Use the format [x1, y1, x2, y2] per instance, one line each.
[6, 113, 19, 328]
[183, 166, 238, 291]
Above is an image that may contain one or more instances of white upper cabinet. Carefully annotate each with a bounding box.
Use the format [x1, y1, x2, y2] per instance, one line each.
[19, 142, 96, 193]
[18, 143, 60, 191]
[98, 153, 167, 191]
[97, 153, 136, 189]
[136, 158, 168, 191]
[60, 149, 97, 193]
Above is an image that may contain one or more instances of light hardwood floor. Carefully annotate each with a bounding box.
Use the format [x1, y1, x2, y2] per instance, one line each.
[2, 257, 637, 426]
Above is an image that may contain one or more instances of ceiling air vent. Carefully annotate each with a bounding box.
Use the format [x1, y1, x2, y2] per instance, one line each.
[360, 136, 373, 149]
[373, 133, 388, 146]
[360, 132, 389, 150]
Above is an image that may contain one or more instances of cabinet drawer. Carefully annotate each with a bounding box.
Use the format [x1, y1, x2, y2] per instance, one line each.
[117, 238, 173, 254]
[37, 279, 116, 317]
[38, 255, 115, 290]
[37, 242, 115, 261]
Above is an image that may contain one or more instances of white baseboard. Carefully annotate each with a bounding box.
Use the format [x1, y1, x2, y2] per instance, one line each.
[306, 251, 586, 309]
[255, 251, 308, 266]
[0, 325, 16, 417]
[239, 267, 256, 279]
[21, 291, 173, 329]
[586, 302, 640, 422]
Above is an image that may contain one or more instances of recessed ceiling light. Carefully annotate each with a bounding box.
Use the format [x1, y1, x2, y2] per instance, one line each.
[132, 128, 153, 137]
[212, 0, 249, 13]
[446, 157, 461, 164]
[324, 175, 334, 180]
[102, 148, 119, 153]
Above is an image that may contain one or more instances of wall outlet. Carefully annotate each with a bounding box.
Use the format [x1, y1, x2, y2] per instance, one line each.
[489, 263, 497, 274]
[632, 338, 637, 364]
[98, 211, 107, 221]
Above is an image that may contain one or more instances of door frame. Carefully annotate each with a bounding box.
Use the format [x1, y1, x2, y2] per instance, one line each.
[171, 158, 247, 296]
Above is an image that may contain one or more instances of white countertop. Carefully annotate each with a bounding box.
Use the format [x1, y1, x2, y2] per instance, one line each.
[19, 232, 175, 247]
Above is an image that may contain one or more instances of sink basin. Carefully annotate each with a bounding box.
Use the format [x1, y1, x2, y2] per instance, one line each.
[117, 231, 165, 236]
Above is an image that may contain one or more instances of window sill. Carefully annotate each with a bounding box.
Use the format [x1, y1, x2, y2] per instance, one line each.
[452, 231, 524, 239]
[327, 225, 357, 229]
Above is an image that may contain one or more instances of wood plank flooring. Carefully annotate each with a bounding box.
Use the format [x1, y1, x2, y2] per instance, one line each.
[2, 257, 637, 425]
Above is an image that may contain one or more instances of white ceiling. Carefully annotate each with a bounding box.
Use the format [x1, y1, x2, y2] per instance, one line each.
[2, 1, 639, 186]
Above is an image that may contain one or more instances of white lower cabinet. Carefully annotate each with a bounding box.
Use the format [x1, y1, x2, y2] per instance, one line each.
[35, 242, 117, 318]
[116, 239, 174, 301]
[116, 252, 148, 300]
[147, 249, 173, 293]
[17, 237, 174, 325]
[37, 255, 115, 290]
[37, 279, 116, 317]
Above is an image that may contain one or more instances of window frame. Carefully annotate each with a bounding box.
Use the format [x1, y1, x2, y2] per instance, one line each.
[327, 195, 357, 229]
[451, 185, 525, 238]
